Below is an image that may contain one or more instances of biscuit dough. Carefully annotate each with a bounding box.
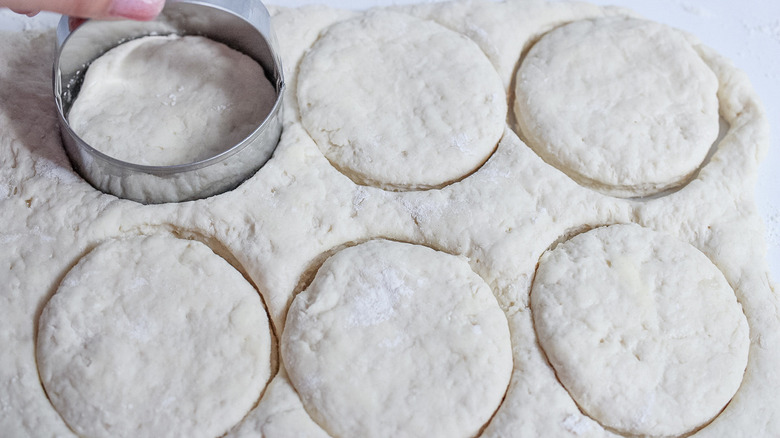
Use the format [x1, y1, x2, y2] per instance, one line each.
[36, 235, 272, 438]
[281, 240, 512, 438]
[68, 35, 276, 166]
[297, 11, 506, 190]
[531, 224, 749, 436]
[514, 16, 719, 197]
[0, 1, 777, 437]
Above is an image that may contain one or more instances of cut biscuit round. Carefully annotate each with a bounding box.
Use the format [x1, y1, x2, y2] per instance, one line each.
[530, 224, 749, 436]
[514, 17, 719, 197]
[297, 11, 506, 190]
[281, 240, 513, 438]
[36, 235, 272, 438]
[68, 35, 277, 166]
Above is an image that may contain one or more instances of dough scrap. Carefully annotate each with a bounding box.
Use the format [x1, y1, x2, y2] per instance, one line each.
[514, 16, 719, 197]
[297, 11, 506, 190]
[281, 240, 512, 438]
[531, 224, 749, 436]
[68, 35, 277, 166]
[36, 235, 272, 438]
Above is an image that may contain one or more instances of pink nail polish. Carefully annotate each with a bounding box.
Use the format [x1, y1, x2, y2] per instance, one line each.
[109, 0, 164, 21]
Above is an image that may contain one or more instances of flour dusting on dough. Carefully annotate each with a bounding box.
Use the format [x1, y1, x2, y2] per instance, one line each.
[348, 265, 414, 327]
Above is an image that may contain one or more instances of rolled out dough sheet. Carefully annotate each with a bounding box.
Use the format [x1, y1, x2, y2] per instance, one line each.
[0, 1, 778, 437]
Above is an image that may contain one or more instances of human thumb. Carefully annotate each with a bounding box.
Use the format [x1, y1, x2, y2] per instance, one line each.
[4, 0, 165, 20]
[105, 0, 165, 20]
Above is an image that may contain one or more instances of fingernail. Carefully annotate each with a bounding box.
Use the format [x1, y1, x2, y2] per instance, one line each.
[69, 17, 87, 31]
[109, 0, 164, 21]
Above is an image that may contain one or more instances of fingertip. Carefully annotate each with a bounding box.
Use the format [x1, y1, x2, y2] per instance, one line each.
[108, 0, 165, 21]
[68, 16, 86, 31]
[9, 7, 40, 16]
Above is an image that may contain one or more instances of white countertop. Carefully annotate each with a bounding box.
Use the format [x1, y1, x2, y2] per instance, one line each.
[1, 0, 778, 280]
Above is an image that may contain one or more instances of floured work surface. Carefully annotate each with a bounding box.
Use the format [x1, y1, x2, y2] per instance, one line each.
[0, 1, 777, 437]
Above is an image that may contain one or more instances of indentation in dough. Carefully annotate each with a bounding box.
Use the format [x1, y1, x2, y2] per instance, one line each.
[297, 11, 507, 190]
[281, 239, 512, 438]
[36, 234, 273, 438]
[530, 224, 749, 437]
[514, 17, 719, 197]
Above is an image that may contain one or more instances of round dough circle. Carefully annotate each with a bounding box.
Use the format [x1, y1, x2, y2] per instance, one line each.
[68, 35, 277, 166]
[281, 240, 513, 438]
[530, 224, 749, 436]
[37, 235, 273, 438]
[297, 11, 506, 190]
[514, 17, 719, 197]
